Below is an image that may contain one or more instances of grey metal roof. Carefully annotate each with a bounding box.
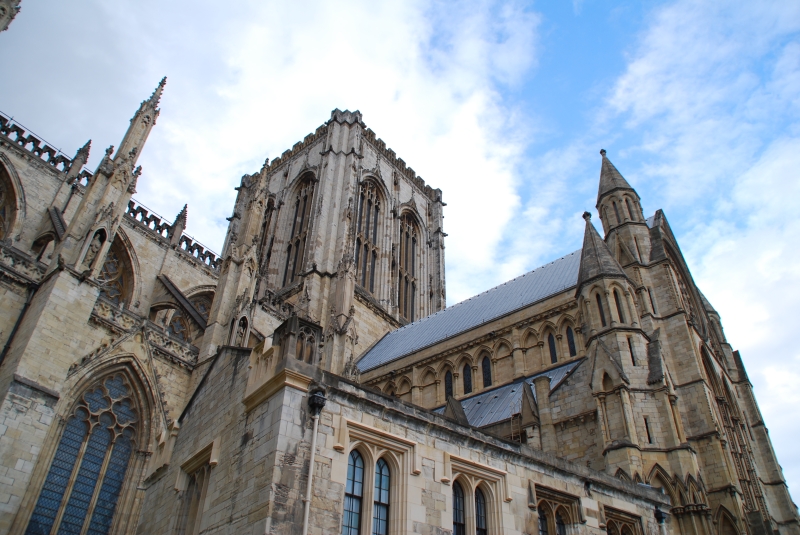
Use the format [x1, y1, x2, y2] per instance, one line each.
[433, 360, 583, 428]
[357, 251, 582, 372]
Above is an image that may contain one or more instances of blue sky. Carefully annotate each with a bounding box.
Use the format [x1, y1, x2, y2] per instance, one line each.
[2, 0, 799, 502]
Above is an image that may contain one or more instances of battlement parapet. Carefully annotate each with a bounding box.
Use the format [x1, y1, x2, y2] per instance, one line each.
[264, 125, 328, 174]
[362, 127, 442, 203]
[0, 113, 92, 185]
[125, 200, 222, 270]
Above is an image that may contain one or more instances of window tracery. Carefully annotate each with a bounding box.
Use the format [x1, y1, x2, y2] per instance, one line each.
[97, 237, 132, 306]
[190, 294, 213, 322]
[397, 213, 418, 322]
[25, 374, 138, 535]
[167, 310, 190, 342]
[355, 181, 382, 295]
[283, 175, 316, 287]
[295, 326, 317, 364]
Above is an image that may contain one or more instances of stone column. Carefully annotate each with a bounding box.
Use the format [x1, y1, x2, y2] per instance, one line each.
[533, 375, 557, 453]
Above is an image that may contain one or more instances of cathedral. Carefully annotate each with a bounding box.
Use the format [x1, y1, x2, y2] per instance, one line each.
[0, 79, 797, 535]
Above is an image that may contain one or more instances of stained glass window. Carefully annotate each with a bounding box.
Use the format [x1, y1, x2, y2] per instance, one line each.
[453, 481, 465, 535]
[372, 459, 390, 535]
[168, 311, 190, 341]
[343, 450, 364, 535]
[463, 365, 473, 395]
[190, 294, 213, 322]
[25, 374, 138, 535]
[476, 488, 488, 535]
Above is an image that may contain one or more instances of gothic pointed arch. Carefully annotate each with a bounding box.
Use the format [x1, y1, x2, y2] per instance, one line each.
[354, 178, 385, 295]
[97, 234, 135, 307]
[282, 171, 317, 287]
[19, 359, 155, 535]
[0, 154, 24, 241]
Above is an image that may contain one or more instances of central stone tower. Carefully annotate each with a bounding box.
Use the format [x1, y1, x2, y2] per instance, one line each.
[200, 109, 446, 375]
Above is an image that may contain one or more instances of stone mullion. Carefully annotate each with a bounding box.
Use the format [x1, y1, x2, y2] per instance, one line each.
[79, 430, 119, 535]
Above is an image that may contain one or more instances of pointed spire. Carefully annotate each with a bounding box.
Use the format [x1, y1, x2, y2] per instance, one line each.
[148, 76, 167, 108]
[75, 139, 92, 161]
[576, 211, 627, 291]
[170, 204, 187, 245]
[597, 149, 636, 205]
[65, 140, 91, 184]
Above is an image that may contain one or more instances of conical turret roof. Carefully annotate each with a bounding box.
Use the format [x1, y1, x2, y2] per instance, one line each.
[576, 212, 627, 291]
[597, 149, 636, 205]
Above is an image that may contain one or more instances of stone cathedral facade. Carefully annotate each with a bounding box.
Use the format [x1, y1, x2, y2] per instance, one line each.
[0, 80, 796, 535]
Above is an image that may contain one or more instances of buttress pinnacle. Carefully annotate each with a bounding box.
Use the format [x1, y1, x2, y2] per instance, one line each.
[148, 77, 167, 108]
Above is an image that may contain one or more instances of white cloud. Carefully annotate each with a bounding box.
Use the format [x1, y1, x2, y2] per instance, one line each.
[600, 0, 800, 498]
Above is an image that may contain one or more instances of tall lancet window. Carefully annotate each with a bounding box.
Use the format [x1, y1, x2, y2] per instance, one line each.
[283, 174, 316, 287]
[355, 181, 382, 295]
[397, 213, 418, 322]
[373, 459, 390, 535]
[343, 451, 365, 535]
[25, 374, 139, 535]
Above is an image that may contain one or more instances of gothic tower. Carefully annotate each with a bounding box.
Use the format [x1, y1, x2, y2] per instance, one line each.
[199, 109, 446, 375]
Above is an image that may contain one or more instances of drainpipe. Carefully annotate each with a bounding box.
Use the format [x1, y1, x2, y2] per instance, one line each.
[302, 388, 327, 535]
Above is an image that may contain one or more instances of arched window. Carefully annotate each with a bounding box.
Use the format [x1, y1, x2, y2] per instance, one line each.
[556, 512, 566, 535]
[548, 334, 558, 364]
[373, 459, 390, 535]
[452, 481, 466, 535]
[595, 294, 607, 327]
[398, 213, 418, 322]
[190, 293, 214, 323]
[625, 198, 635, 221]
[566, 327, 577, 357]
[167, 310, 190, 342]
[482, 356, 492, 388]
[296, 327, 316, 364]
[475, 488, 488, 535]
[258, 199, 276, 274]
[612, 201, 621, 224]
[283, 175, 316, 287]
[25, 374, 138, 535]
[98, 237, 133, 306]
[343, 450, 364, 535]
[355, 181, 382, 295]
[0, 163, 17, 241]
[463, 364, 473, 395]
[613, 290, 626, 323]
[444, 371, 453, 398]
[538, 507, 549, 535]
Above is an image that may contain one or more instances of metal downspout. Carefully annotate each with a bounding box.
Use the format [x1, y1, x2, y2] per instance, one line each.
[302, 389, 327, 535]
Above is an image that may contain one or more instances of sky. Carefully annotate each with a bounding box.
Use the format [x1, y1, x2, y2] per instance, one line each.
[1, 0, 799, 503]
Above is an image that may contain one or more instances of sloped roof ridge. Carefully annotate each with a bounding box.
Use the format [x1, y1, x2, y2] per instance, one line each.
[388, 249, 582, 333]
[357, 250, 582, 372]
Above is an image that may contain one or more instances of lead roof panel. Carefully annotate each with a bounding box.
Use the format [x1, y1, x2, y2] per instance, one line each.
[433, 360, 583, 428]
[357, 251, 582, 372]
